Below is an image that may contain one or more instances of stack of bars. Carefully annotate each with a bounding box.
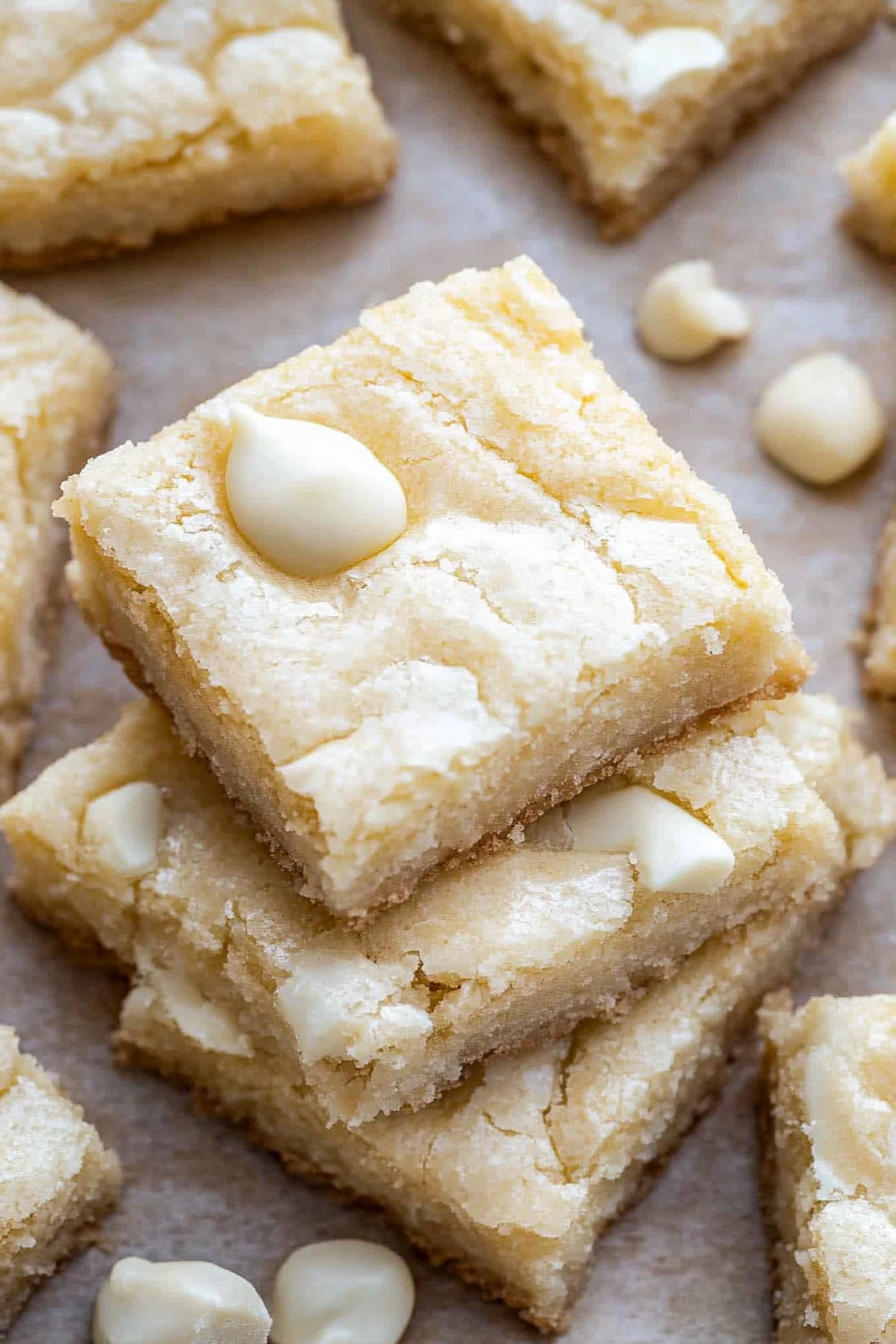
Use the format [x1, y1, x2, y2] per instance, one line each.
[4, 258, 895, 1334]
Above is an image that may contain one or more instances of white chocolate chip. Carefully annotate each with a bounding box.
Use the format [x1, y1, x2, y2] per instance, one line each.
[93, 1258, 271, 1344]
[224, 405, 408, 578]
[271, 1241, 414, 1344]
[755, 352, 886, 486]
[565, 784, 734, 894]
[149, 956, 254, 1058]
[636, 261, 751, 363]
[82, 782, 164, 880]
[627, 28, 728, 108]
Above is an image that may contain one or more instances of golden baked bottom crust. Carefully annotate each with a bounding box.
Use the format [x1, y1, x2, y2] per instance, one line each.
[4, 694, 895, 1331]
[2, 692, 889, 1128]
[374, 0, 879, 239]
[57, 256, 810, 922]
[0, 1, 397, 270]
[0, 1028, 121, 1335]
[759, 994, 896, 1344]
[0, 282, 113, 799]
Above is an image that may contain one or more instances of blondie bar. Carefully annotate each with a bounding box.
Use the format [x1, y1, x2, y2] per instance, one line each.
[863, 507, 896, 696]
[0, 1, 396, 270]
[11, 768, 894, 1337]
[1, 693, 870, 1126]
[0, 1029, 121, 1335]
[759, 994, 896, 1344]
[56, 257, 809, 922]
[376, 0, 879, 239]
[0, 283, 113, 799]
[842, 112, 896, 259]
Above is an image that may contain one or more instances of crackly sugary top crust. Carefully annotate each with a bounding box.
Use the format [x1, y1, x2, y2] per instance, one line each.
[0, 0, 392, 202]
[0, 1027, 107, 1237]
[58, 257, 805, 907]
[765, 996, 896, 1344]
[4, 693, 891, 1103]
[0, 282, 112, 712]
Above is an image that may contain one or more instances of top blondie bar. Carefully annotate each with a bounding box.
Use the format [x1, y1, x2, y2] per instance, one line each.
[57, 257, 809, 921]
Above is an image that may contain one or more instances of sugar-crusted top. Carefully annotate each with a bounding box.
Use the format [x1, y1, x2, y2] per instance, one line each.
[0, 0, 382, 198]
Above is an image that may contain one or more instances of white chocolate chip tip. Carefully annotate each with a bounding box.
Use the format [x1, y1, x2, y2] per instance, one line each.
[224, 404, 408, 578]
[82, 781, 164, 881]
[636, 261, 751, 363]
[93, 1258, 271, 1344]
[565, 784, 735, 895]
[755, 352, 886, 486]
[628, 27, 728, 108]
[271, 1240, 415, 1344]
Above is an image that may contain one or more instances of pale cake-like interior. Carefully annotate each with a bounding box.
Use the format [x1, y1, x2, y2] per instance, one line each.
[759, 994, 896, 1344]
[842, 112, 896, 259]
[56, 256, 809, 922]
[1, 693, 888, 1128]
[374, 0, 879, 239]
[0, 283, 113, 799]
[0, 1028, 121, 1335]
[864, 507, 896, 696]
[3, 696, 895, 1331]
[0, 1, 397, 270]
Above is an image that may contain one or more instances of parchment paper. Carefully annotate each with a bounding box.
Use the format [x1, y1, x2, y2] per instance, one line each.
[3, 12, 896, 1340]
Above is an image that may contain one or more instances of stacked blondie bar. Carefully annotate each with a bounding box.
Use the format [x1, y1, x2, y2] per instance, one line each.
[3, 256, 895, 1334]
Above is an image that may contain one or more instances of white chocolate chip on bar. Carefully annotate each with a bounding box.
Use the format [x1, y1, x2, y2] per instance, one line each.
[147, 957, 254, 1059]
[565, 785, 735, 895]
[756, 353, 886, 486]
[636, 261, 751, 363]
[225, 405, 408, 578]
[627, 28, 728, 108]
[271, 1241, 414, 1344]
[82, 782, 164, 880]
[93, 1258, 271, 1344]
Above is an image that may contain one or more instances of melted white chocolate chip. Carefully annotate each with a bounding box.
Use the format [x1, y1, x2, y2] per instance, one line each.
[93, 1258, 271, 1344]
[271, 1240, 414, 1344]
[756, 353, 886, 486]
[82, 781, 164, 880]
[627, 27, 728, 108]
[565, 784, 734, 895]
[636, 260, 751, 363]
[224, 404, 408, 578]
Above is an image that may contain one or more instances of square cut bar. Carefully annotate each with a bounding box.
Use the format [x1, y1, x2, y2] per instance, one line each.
[0, 1028, 121, 1335]
[0, 0, 396, 270]
[841, 112, 896, 259]
[8, 704, 894, 1335]
[57, 257, 809, 922]
[759, 994, 896, 1344]
[374, 0, 879, 239]
[0, 283, 113, 799]
[1, 693, 876, 1127]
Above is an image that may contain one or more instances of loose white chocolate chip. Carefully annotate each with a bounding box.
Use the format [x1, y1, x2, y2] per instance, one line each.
[93, 1258, 271, 1344]
[271, 1240, 415, 1344]
[224, 404, 408, 578]
[756, 352, 886, 486]
[565, 784, 735, 895]
[636, 261, 751, 363]
[82, 782, 164, 880]
[628, 28, 728, 107]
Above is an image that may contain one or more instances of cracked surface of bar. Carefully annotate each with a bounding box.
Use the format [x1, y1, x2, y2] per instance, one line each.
[56, 257, 809, 922]
[0, 1028, 121, 1335]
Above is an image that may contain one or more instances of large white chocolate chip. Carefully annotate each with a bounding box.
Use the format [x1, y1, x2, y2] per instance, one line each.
[271, 1241, 414, 1344]
[756, 352, 886, 486]
[82, 782, 164, 880]
[565, 785, 734, 894]
[93, 1258, 271, 1344]
[636, 261, 751, 363]
[224, 404, 407, 578]
[627, 27, 728, 107]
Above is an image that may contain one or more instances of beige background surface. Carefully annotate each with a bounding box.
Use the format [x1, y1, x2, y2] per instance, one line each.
[3, 10, 896, 1341]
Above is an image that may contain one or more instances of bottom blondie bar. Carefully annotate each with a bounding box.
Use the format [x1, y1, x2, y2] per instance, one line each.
[759, 994, 896, 1344]
[0, 1029, 121, 1335]
[7, 706, 893, 1332]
